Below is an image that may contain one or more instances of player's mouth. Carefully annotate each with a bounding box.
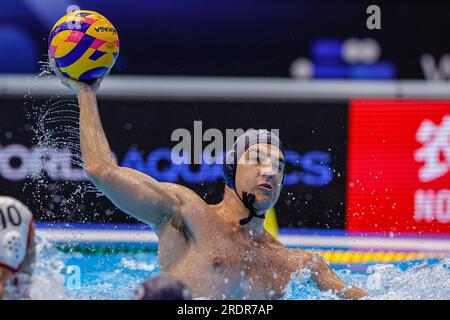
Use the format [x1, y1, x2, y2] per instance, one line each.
[257, 182, 274, 193]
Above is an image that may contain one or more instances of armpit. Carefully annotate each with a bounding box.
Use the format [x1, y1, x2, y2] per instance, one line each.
[169, 216, 192, 242]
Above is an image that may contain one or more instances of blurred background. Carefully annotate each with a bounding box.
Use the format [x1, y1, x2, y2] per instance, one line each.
[1, 0, 450, 248]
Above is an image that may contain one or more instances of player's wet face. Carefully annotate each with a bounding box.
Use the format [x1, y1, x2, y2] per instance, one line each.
[235, 144, 285, 211]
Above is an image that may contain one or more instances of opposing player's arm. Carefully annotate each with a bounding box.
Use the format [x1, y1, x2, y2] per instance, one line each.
[0, 267, 10, 300]
[309, 253, 367, 299]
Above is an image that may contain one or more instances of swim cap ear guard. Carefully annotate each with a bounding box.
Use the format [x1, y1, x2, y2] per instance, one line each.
[223, 149, 237, 190]
[222, 130, 286, 225]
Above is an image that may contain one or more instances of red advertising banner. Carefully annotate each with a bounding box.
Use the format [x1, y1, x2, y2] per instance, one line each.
[347, 100, 450, 235]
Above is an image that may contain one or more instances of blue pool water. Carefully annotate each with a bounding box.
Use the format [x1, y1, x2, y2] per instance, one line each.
[27, 236, 450, 300]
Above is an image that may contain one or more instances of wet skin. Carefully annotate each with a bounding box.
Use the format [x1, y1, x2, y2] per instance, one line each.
[49, 59, 368, 299]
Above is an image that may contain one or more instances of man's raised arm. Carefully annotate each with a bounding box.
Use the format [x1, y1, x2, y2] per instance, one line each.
[50, 58, 181, 231]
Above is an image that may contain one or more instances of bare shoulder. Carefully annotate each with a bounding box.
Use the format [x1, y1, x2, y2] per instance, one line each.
[288, 247, 312, 258]
[286, 248, 320, 269]
[160, 182, 207, 206]
[260, 234, 317, 268]
[262, 230, 285, 247]
[159, 182, 209, 227]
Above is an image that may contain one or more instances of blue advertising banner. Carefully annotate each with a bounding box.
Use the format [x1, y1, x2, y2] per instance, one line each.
[0, 98, 348, 229]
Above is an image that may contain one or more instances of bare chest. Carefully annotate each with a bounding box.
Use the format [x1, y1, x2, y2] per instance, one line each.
[158, 205, 303, 299]
[187, 225, 297, 299]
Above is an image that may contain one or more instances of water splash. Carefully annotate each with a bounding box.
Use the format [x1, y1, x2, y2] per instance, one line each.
[282, 268, 341, 300]
[283, 257, 450, 300]
[28, 233, 67, 299]
[360, 258, 450, 299]
[23, 57, 106, 223]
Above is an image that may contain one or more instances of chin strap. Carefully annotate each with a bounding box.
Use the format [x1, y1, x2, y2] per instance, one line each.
[238, 191, 266, 226]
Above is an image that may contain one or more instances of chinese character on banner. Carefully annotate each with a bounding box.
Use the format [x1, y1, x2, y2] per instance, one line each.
[414, 116, 450, 183]
[346, 100, 450, 235]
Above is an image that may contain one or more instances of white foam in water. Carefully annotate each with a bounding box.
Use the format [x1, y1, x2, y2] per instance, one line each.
[282, 267, 341, 300]
[361, 257, 450, 300]
[28, 233, 67, 299]
[119, 256, 158, 272]
[283, 257, 450, 300]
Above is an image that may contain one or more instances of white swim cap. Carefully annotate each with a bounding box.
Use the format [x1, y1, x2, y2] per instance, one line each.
[0, 196, 33, 271]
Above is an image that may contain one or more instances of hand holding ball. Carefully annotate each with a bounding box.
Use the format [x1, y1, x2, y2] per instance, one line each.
[48, 10, 119, 81]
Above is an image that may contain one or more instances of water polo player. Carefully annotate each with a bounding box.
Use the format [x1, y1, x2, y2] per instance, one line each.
[49, 57, 367, 299]
[0, 196, 36, 300]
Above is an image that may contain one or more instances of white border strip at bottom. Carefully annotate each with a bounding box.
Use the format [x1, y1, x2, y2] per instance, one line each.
[37, 229, 450, 252]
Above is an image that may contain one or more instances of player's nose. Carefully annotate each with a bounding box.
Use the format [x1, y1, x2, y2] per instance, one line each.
[260, 162, 276, 178]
